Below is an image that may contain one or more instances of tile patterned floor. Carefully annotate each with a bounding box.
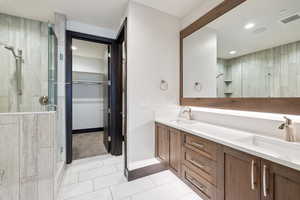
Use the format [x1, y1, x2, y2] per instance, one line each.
[58, 155, 203, 200]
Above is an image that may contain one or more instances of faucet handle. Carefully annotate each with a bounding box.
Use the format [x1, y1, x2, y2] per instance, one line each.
[283, 116, 292, 125]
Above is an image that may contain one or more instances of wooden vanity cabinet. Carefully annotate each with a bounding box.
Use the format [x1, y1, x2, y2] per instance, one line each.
[223, 147, 261, 200]
[261, 160, 300, 200]
[155, 123, 182, 175]
[155, 123, 300, 200]
[155, 123, 170, 165]
[169, 128, 181, 175]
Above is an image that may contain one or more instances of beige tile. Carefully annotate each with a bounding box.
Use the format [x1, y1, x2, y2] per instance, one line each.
[131, 181, 192, 200]
[38, 147, 54, 179]
[94, 172, 127, 190]
[62, 181, 93, 199]
[62, 172, 78, 186]
[37, 113, 53, 148]
[0, 122, 20, 200]
[110, 177, 155, 200]
[66, 188, 112, 200]
[38, 179, 54, 200]
[20, 114, 38, 179]
[177, 193, 203, 200]
[148, 170, 180, 186]
[20, 179, 38, 200]
[78, 165, 117, 182]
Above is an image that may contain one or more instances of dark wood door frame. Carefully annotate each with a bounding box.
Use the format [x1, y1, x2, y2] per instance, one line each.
[65, 30, 122, 164]
[180, 0, 300, 115]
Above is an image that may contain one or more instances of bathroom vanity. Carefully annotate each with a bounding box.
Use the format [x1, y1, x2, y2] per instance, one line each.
[155, 120, 300, 200]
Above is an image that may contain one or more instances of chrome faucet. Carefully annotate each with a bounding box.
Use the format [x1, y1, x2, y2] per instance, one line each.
[181, 106, 192, 120]
[278, 116, 296, 142]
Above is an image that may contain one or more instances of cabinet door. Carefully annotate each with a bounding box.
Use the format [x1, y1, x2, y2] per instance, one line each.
[169, 128, 181, 174]
[261, 160, 300, 200]
[155, 123, 170, 165]
[224, 147, 261, 200]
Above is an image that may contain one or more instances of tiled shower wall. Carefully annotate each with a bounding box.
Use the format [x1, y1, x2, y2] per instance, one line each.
[0, 14, 49, 112]
[217, 41, 300, 97]
[0, 112, 63, 200]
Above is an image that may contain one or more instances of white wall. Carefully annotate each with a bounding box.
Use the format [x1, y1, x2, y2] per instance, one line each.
[126, 2, 180, 163]
[183, 27, 217, 98]
[67, 20, 117, 39]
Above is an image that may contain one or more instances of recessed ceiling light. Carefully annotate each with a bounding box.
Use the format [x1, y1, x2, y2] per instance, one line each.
[71, 46, 77, 50]
[229, 50, 237, 55]
[244, 23, 255, 29]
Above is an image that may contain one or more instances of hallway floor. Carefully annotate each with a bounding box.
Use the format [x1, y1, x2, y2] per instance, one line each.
[72, 132, 107, 160]
[58, 155, 202, 200]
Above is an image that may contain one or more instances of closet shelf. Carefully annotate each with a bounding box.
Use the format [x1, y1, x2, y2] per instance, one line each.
[73, 80, 111, 85]
[73, 70, 105, 75]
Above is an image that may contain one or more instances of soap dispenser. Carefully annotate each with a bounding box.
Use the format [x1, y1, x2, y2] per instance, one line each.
[278, 116, 296, 142]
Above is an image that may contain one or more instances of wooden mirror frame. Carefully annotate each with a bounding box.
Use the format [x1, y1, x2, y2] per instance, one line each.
[180, 0, 300, 115]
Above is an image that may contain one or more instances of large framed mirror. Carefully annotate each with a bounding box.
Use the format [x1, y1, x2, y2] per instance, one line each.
[180, 0, 300, 114]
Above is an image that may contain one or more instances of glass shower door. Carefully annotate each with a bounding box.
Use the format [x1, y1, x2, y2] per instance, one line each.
[48, 25, 58, 111]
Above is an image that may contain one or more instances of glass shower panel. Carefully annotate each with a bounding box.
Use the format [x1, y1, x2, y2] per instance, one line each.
[48, 25, 58, 111]
[0, 13, 55, 113]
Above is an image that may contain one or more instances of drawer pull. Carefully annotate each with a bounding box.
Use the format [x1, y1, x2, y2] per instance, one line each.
[186, 175, 206, 192]
[263, 165, 269, 197]
[251, 160, 256, 190]
[191, 142, 205, 149]
[190, 159, 205, 169]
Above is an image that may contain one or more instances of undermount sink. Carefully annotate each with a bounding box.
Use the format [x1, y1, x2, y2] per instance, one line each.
[169, 119, 198, 125]
[235, 135, 300, 163]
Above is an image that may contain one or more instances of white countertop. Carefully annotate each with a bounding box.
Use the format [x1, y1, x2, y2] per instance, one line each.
[156, 118, 300, 172]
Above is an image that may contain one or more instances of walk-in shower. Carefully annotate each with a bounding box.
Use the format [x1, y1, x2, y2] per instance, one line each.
[0, 13, 57, 112]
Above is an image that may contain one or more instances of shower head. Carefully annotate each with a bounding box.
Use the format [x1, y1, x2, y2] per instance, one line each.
[4, 45, 14, 51]
[1, 43, 21, 59]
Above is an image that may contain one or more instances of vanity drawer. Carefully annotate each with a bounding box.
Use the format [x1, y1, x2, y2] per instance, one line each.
[182, 147, 217, 185]
[182, 165, 216, 200]
[183, 133, 217, 161]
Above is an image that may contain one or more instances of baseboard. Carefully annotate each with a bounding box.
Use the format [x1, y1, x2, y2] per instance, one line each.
[127, 163, 168, 181]
[72, 127, 104, 134]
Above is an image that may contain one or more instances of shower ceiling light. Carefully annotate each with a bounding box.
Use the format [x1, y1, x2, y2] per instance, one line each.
[229, 50, 237, 55]
[244, 23, 255, 29]
[71, 46, 78, 50]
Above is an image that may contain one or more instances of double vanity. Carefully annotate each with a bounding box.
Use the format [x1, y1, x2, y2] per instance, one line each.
[153, 0, 300, 199]
[155, 118, 300, 200]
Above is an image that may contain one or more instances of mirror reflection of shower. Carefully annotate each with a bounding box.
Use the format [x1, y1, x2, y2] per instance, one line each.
[1, 42, 24, 96]
[216, 73, 224, 96]
[216, 73, 224, 79]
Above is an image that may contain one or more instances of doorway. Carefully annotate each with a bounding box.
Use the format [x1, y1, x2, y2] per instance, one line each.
[71, 39, 109, 160]
[66, 31, 124, 164]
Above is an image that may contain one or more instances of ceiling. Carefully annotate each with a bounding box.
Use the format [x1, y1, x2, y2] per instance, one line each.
[205, 0, 300, 59]
[133, 0, 207, 18]
[0, 0, 128, 30]
[0, 0, 211, 31]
